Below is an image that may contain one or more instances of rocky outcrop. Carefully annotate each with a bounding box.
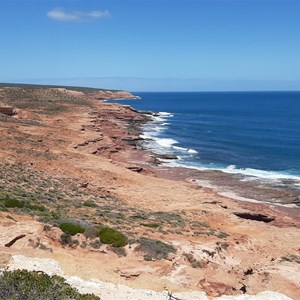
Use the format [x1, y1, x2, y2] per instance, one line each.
[233, 212, 275, 223]
[0, 103, 16, 116]
[156, 154, 178, 160]
[197, 279, 237, 297]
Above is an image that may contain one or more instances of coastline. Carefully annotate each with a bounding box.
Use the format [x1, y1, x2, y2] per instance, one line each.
[105, 100, 300, 215]
[107, 95, 300, 210]
[0, 87, 299, 299]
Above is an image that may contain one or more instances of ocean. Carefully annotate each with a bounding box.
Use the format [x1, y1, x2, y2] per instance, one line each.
[110, 91, 300, 189]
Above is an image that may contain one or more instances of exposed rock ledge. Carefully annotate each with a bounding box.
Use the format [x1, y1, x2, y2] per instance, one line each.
[6, 255, 292, 300]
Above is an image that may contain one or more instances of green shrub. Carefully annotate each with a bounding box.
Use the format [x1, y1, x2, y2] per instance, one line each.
[99, 227, 128, 247]
[141, 223, 160, 228]
[51, 211, 61, 219]
[136, 237, 176, 260]
[26, 204, 47, 212]
[0, 191, 8, 199]
[4, 198, 25, 208]
[9, 187, 27, 197]
[0, 269, 100, 299]
[83, 201, 98, 208]
[60, 223, 85, 236]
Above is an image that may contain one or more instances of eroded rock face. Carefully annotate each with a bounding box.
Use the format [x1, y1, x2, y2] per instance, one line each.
[197, 279, 237, 297]
[233, 212, 275, 223]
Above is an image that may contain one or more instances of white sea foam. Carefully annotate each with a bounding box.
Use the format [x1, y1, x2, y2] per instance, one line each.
[151, 116, 165, 123]
[140, 133, 153, 140]
[173, 146, 188, 151]
[149, 112, 174, 124]
[140, 110, 178, 152]
[155, 138, 178, 148]
[142, 110, 300, 183]
[172, 146, 199, 154]
[163, 160, 300, 184]
[158, 111, 174, 117]
[187, 149, 198, 154]
[222, 165, 300, 181]
[152, 126, 164, 132]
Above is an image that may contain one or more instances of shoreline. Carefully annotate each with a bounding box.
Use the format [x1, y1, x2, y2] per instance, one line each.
[106, 100, 300, 213]
[1, 87, 299, 299]
[89, 99, 300, 229]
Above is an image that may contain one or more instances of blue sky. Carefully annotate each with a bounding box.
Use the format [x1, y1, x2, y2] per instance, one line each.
[1, 0, 300, 91]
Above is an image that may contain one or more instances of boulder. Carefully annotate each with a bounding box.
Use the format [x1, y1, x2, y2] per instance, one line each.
[0, 105, 16, 116]
[156, 154, 178, 160]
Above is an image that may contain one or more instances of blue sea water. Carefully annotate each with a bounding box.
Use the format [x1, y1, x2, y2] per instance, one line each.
[111, 92, 300, 184]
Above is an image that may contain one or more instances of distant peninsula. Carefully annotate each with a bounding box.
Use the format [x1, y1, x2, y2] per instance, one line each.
[0, 82, 138, 101]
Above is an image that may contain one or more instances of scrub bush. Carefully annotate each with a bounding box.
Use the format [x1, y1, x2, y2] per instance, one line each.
[4, 198, 25, 208]
[136, 237, 176, 260]
[99, 227, 128, 247]
[0, 269, 100, 299]
[59, 223, 85, 236]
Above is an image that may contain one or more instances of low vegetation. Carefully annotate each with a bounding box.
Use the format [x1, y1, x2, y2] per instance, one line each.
[281, 254, 300, 264]
[136, 237, 176, 261]
[4, 198, 25, 208]
[60, 223, 85, 236]
[84, 226, 102, 240]
[183, 252, 205, 268]
[99, 227, 128, 247]
[60, 234, 77, 247]
[0, 269, 100, 300]
[141, 223, 160, 228]
[0, 162, 229, 257]
[83, 201, 98, 208]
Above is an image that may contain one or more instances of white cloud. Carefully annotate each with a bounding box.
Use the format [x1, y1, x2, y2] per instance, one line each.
[47, 8, 111, 22]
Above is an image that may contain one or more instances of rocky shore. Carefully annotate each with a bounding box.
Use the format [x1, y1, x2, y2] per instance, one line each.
[0, 86, 299, 299]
